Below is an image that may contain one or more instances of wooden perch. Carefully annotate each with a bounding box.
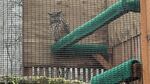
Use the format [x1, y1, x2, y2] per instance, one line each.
[93, 54, 112, 69]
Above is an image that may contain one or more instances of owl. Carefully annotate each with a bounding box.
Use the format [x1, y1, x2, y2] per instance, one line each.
[48, 11, 70, 42]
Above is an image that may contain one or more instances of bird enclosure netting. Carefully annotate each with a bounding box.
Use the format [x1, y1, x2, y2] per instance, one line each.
[0, 0, 142, 84]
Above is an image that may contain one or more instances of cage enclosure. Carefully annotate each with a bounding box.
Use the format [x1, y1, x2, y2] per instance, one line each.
[0, 0, 142, 84]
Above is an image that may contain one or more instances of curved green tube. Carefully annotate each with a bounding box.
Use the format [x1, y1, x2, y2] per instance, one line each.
[52, 0, 140, 52]
[91, 59, 140, 84]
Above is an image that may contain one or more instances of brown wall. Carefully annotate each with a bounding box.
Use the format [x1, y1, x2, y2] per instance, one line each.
[22, 0, 144, 82]
[108, 12, 140, 66]
[23, 0, 108, 68]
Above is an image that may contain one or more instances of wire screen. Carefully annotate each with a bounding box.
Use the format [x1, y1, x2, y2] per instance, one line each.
[0, 0, 22, 76]
[0, 0, 141, 84]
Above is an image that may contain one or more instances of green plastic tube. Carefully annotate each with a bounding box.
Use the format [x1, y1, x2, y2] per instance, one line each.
[52, 44, 108, 57]
[52, 0, 140, 52]
[91, 59, 140, 84]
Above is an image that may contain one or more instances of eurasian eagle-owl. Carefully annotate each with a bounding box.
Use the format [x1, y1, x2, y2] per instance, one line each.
[49, 11, 70, 42]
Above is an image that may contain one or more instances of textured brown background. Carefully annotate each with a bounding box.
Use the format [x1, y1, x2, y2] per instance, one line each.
[108, 13, 140, 66]
[22, 0, 141, 83]
[23, 0, 140, 67]
[23, 0, 108, 68]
